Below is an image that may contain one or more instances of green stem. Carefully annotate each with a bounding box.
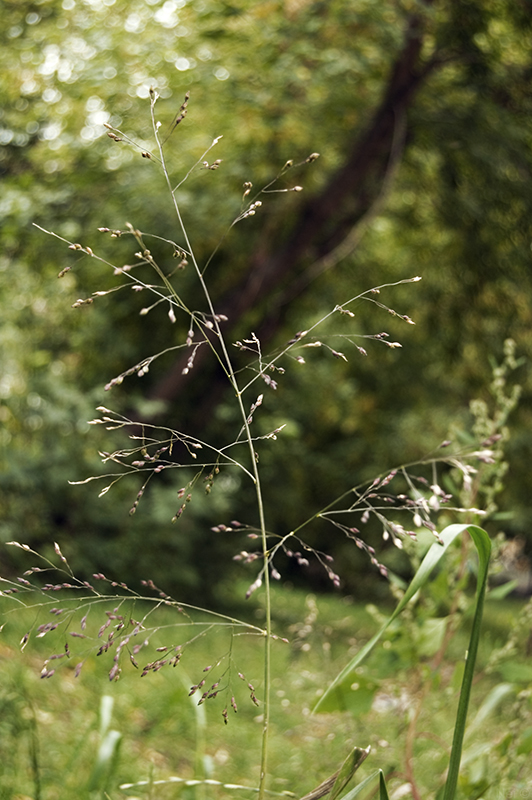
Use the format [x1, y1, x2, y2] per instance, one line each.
[242, 414, 271, 800]
[151, 94, 272, 800]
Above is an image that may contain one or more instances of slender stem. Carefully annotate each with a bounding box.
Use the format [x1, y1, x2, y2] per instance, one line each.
[239, 408, 271, 800]
[150, 93, 272, 800]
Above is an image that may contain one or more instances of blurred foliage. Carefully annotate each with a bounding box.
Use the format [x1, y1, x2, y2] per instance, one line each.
[0, 584, 531, 798]
[1, 0, 531, 599]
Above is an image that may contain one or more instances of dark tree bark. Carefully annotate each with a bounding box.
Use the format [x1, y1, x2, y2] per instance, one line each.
[148, 9, 439, 415]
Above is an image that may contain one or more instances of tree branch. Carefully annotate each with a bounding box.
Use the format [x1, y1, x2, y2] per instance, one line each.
[148, 10, 435, 410]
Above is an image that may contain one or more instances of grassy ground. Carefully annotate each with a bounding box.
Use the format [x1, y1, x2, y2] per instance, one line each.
[0, 582, 528, 800]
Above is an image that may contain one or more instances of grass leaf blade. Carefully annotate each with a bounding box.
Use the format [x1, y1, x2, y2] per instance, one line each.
[329, 746, 371, 800]
[314, 524, 487, 713]
[379, 771, 390, 800]
[443, 525, 491, 800]
[336, 770, 381, 800]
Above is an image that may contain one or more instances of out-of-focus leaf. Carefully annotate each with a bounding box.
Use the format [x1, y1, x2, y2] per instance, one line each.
[497, 662, 532, 683]
[516, 726, 532, 755]
[468, 683, 516, 731]
[486, 581, 518, 600]
[415, 616, 447, 657]
[87, 695, 122, 791]
[313, 673, 379, 715]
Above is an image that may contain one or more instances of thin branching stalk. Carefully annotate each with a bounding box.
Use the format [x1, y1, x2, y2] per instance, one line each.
[6, 89, 515, 800]
[149, 91, 273, 800]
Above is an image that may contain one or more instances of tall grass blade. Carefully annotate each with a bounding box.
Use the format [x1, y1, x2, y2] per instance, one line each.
[314, 524, 489, 713]
[443, 525, 491, 800]
[379, 771, 390, 800]
[316, 525, 491, 800]
[336, 770, 381, 800]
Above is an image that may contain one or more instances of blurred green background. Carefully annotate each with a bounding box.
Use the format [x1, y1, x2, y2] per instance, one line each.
[1, 0, 531, 602]
[1, 583, 531, 799]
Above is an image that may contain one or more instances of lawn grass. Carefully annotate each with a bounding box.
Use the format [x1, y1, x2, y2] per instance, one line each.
[0, 582, 527, 799]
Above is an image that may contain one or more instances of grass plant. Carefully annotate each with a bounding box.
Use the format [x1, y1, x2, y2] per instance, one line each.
[1, 90, 530, 800]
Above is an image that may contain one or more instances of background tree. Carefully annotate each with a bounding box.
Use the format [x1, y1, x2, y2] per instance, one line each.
[1, 0, 530, 598]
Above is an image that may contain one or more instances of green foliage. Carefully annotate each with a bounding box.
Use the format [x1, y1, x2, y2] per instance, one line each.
[2, 587, 531, 799]
[1, 0, 531, 595]
[1, 4, 532, 800]
[87, 695, 122, 793]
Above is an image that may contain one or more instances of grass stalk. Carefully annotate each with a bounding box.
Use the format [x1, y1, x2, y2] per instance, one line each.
[150, 90, 273, 800]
